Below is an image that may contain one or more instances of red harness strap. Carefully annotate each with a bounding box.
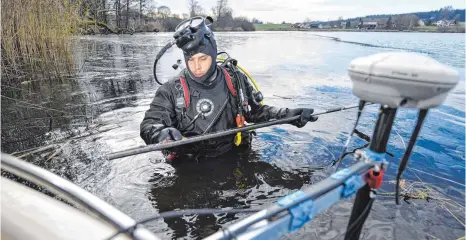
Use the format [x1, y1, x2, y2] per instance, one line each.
[179, 77, 190, 107]
[223, 68, 237, 97]
[179, 69, 237, 109]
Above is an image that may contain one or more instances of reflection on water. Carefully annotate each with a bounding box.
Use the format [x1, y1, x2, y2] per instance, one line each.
[1, 32, 464, 239]
[148, 148, 315, 238]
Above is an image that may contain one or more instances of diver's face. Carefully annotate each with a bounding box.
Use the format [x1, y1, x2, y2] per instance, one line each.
[187, 53, 212, 78]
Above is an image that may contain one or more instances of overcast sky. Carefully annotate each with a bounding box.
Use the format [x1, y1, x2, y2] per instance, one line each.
[153, 0, 465, 23]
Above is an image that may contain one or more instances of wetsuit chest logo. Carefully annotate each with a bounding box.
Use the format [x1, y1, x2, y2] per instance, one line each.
[196, 98, 214, 117]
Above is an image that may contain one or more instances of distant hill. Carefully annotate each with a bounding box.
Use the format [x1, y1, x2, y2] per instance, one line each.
[311, 8, 465, 24]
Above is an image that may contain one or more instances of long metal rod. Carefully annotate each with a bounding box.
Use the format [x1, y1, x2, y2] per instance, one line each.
[108, 103, 373, 160]
[0, 153, 160, 240]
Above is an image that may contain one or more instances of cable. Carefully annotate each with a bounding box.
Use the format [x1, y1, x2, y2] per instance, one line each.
[203, 97, 230, 134]
[344, 197, 375, 239]
[179, 112, 202, 132]
[105, 208, 261, 240]
[338, 143, 370, 161]
[216, 57, 262, 96]
[395, 109, 428, 205]
[217, 52, 231, 58]
[333, 100, 366, 170]
[346, 198, 375, 233]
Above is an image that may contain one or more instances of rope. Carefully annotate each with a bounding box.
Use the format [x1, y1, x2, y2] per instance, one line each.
[442, 204, 466, 227]
[408, 168, 465, 187]
[394, 128, 465, 227]
[394, 128, 465, 187]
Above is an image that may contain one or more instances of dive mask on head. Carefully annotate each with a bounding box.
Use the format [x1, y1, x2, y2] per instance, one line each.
[173, 16, 214, 57]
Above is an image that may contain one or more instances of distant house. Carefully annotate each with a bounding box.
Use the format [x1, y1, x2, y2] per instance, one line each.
[359, 22, 378, 30]
[376, 18, 388, 29]
[298, 23, 310, 28]
[440, 20, 457, 26]
[436, 20, 451, 27]
[418, 19, 425, 26]
[447, 20, 457, 26]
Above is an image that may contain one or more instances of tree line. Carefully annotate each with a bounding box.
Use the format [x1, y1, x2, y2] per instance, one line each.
[339, 6, 463, 28]
[359, 6, 465, 23]
[79, 0, 255, 33]
[306, 6, 464, 31]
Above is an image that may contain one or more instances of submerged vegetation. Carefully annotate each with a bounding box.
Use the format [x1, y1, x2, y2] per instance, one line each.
[1, 0, 87, 154]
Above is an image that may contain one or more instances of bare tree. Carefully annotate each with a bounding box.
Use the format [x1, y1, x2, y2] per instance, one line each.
[101, 0, 108, 24]
[115, 0, 121, 28]
[441, 5, 453, 20]
[126, 0, 130, 28]
[158, 5, 170, 19]
[392, 16, 402, 30]
[139, 0, 144, 26]
[188, 0, 199, 17]
[385, 16, 392, 29]
[212, 0, 229, 19]
[252, 18, 262, 24]
[391, 14, 419, 30]
[143, 0, 157, 16]
[454, 14, 461, 23]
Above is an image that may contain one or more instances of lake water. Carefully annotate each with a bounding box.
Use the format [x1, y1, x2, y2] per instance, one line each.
[1, 31, 464, 239]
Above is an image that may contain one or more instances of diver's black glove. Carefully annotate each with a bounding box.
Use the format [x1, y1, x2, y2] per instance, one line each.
[286, 108, 318, 128]
[150, 127, 183, 144]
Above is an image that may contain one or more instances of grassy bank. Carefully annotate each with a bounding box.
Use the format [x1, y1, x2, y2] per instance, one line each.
[1, 0, 80, 84]
[254, 24, 297, 31]
[412, 26, 438, 31]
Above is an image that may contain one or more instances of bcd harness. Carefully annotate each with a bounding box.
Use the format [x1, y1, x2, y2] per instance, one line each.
[173, 66, 252, 147]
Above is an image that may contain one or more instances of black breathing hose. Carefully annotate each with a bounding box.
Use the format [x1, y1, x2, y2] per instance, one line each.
[153, 41, 175, 85]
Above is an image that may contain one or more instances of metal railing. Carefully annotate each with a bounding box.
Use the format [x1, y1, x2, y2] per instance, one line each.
[1, 153, 160, 240]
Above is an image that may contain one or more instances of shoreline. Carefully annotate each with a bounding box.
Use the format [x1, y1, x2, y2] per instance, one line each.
[254, 28, 465, 33]
[253, 23, 465, 33]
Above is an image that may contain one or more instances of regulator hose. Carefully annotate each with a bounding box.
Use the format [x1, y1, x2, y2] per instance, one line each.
[153, 41, 175, 85]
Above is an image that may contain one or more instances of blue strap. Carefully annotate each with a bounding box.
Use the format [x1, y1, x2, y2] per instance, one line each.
[330, 168, 365, 199]
[341, 175, 365, 199]
[277, 190, 313, 232]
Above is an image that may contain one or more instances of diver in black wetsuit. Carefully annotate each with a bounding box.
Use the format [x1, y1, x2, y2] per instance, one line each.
[140, 16, 318, 161]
